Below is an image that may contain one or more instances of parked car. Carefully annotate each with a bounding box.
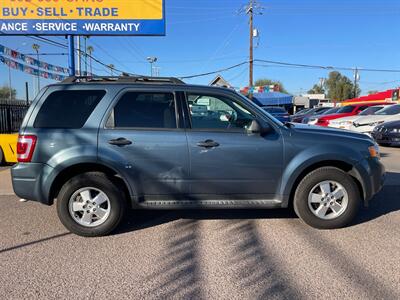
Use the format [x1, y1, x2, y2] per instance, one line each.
[305, 107, 341, 125]
[262, 106, 290, 123]
[12, 76, 385, 236]
[328, 105, 392, 130]
[371, 120, 400, 146]
[350, 104, 400, 135]
[314, 103, 383, 127]
[291, 107, 332, 123]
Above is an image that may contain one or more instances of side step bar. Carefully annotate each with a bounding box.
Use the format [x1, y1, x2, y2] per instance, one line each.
[138, 199, 283, 210]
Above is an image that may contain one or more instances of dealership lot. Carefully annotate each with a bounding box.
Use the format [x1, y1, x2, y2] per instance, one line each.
[0, 147, 399, 299]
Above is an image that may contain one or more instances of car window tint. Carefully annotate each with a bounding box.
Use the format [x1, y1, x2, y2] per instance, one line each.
[376, 104, 400, 115]
[337, 105, 356, 113]
[113, 92, 177, 129]
[359, 106, 382, 115]
[187, 94, 255, 130]
[34, 90, 105, 129]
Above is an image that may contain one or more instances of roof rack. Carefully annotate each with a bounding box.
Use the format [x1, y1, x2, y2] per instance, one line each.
[61, 75, 185, 85]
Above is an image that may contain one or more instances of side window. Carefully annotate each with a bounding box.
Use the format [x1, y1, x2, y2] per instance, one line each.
[34, 90, 105, 129]
[187, 93, 255, 130]
[111, 92, 177, 129]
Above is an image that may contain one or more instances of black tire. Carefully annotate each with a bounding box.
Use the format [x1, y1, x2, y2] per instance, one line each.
[0, 147, 3, 165]
[378, 142, 390, 147]
[293, 167, 360, 229]
[56, 172, 126, 237]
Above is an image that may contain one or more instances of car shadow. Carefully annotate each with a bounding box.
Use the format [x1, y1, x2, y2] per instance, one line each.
[113, 171, 400, 235]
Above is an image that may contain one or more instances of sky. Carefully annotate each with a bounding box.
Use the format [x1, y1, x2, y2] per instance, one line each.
[1, 0, 400, 99]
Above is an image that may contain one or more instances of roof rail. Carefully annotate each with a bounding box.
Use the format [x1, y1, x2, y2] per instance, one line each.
[61, 76, 185, 84]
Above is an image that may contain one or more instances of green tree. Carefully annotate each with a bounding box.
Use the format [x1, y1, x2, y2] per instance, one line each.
[255, 78, 289, 94]
[324, 71, 360, 101]
[0, 86, 16, 101]
[368, 90, 379, 95]
[307, 84, 325, 95]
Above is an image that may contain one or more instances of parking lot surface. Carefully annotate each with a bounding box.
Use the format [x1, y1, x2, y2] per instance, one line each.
[0, 148, 399, 299]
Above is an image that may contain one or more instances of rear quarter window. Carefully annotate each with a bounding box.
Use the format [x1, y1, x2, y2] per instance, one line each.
[34, 90, 106, 128]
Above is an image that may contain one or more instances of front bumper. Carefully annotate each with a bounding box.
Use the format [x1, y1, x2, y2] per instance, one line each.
[353, 157, 385, 205]
[371, 131, 400, 145]
[11, 163, 54, 205]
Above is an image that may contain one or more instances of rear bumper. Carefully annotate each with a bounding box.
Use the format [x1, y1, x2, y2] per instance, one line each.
[11, 163, 54, 205]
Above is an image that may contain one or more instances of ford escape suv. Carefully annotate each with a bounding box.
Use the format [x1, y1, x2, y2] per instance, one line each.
[12, 76, 385, 237]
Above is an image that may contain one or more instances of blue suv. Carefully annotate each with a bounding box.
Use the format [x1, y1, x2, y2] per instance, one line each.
[12, 76, 385, 236]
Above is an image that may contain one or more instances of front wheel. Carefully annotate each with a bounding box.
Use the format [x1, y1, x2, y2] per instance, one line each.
[56, 172, 126, 237]
[293, 167, 360, 229]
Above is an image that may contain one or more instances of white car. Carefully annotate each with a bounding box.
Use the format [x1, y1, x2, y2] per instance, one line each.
[329, 105, 390, 130]
[350, 104, 400, 134]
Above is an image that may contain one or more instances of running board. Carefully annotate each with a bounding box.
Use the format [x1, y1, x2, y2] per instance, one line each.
[138, 199, 283, 209]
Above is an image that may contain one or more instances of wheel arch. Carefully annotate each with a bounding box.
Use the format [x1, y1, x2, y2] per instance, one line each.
[48, 162, 132, 206]
[284, 160, 364, 207]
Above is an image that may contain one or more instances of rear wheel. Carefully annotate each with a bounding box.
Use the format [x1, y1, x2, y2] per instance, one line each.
[294, 167, 360, 229]
[57, 172, 126, 237]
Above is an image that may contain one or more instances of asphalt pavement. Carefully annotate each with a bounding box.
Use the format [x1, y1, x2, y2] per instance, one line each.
[0, 148, 399, 299]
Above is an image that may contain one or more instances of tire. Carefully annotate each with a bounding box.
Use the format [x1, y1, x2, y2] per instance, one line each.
[56, 172, 126, 237]
[0, 147, 3, 166]
[378, 142, 390, 147]
[293, 167, 360, 229]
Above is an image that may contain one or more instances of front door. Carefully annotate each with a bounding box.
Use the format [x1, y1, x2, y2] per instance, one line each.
[98, 90, 190, 200]
[184, 92, 284, 200]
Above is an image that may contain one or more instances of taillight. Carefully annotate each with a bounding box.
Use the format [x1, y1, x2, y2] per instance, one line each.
[17, 135, 37, 163]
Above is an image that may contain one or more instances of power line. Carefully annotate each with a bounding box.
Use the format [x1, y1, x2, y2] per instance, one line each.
[179, 61, 249, 79]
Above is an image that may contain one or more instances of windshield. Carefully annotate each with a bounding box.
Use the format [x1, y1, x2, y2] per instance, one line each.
[236, 92, 284, 126]
[337, 105, 356, 113]
[322, 107, 340, 115]
[375, 104, 400, 115]
[263, 107, 287, 113]
[359, 106, 383, 116]
[294, 108, 311, 115]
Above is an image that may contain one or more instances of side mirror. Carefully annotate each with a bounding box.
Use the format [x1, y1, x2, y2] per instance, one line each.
[247, 120, 273, 135]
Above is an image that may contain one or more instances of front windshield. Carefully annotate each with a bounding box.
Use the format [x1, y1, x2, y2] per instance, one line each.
[236, 92, 284, 126]
[322, 107, 340, 115]
[337, 105, 356, 113]
[359, 106, 383, 116]
[375, 104, 400, 115]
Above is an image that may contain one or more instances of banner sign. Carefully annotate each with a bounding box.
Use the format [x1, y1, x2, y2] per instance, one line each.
[0, 44, 69, 74]
[0, 0, 165, 36]
[0, 55, 67, 81]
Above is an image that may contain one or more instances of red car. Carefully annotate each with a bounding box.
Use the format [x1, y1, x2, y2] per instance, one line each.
[315, 103, 384, 127]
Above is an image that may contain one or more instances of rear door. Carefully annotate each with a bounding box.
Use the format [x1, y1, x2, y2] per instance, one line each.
[98, 88, 190, 200]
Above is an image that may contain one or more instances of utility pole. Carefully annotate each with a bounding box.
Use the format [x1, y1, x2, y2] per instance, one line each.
[248, 0, 254, 92]
[7, 63, 12, 101]
[243, 0, 263, 99]
[77, 36, 81, 76]
[353, 68, 359, 98]
[32, 43, 40, 92]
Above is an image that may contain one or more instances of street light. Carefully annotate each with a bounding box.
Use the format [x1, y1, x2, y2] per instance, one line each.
[32, 43, 41, 93]
[147, 56, 157, 77]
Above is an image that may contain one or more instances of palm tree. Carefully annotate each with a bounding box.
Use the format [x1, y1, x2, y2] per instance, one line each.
[108, 64, 115, 76]
[87, 45, 94, 76]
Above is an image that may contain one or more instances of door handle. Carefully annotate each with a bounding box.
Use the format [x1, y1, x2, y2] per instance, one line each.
[108, 137, 132, 146]
[197, 139, 220, 148]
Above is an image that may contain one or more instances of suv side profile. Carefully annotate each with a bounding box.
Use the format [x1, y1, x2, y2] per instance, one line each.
[12, 76, 385, 237]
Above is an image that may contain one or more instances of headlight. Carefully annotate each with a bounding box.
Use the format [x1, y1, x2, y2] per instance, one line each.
[368, 144, 380, 158]
[339, 121, 352, 126]
[390, 128, 400, 133]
